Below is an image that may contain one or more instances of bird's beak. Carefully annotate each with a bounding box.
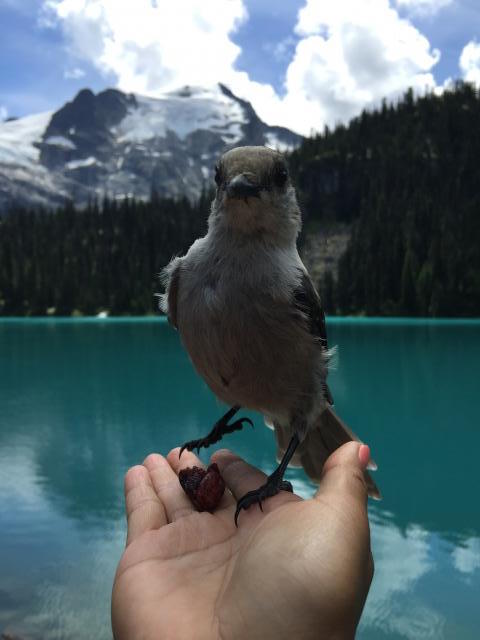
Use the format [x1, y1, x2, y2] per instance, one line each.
[226, 174, 261, 200]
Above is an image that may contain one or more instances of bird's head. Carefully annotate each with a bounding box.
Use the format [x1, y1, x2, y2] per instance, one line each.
[209, 146, 301, 243]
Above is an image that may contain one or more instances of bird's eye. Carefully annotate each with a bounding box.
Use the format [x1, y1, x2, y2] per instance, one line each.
[214, 164, 222, 186]
[273, 165, 288, 188]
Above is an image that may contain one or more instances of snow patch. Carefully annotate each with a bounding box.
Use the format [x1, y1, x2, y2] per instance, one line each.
[45, 135, 77, 150]
[0, 111, 52, 166]
[264, 133, 296, 153]
[66, 156, 98, 170]
[114, 85, 246, 144]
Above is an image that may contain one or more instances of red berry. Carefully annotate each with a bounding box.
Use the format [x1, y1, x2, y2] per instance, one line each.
[178, 463, 225, 512]
[179, 465, 205, 496]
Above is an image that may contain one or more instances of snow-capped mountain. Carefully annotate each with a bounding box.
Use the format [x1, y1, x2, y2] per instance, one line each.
[0, 84, 302, 210]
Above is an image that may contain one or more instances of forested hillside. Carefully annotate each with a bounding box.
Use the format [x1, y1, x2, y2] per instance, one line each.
[0, 192, 208, 316]
[290, 82, 480, 316]
[0, 82, 479, 316]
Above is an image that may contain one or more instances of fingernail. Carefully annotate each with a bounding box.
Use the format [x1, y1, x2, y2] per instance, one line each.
[358, 444, 371, 469]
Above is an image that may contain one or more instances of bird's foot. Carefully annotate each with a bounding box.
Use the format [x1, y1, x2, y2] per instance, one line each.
[179, 415, 253, 457]
[234, 472, 293, 526]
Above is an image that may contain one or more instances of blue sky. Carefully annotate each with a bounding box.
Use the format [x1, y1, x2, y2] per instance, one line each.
[1, 0, 479, 134]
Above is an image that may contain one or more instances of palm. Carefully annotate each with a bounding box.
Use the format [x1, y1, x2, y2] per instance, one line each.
[112, 445, 373, 640]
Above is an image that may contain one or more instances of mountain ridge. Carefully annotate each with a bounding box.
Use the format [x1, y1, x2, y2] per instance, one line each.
[0, 83, 302, 211]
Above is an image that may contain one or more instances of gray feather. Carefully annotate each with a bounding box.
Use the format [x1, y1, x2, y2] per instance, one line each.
[160, 257, 182, 329]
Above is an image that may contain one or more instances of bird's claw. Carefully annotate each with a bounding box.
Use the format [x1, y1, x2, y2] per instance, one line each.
[179, 439, 207, 458]
[282, 480, 294, 493]
[179, 416, 254, 458]
[233, 417, 254, 430]
[234, 477, 293, 526]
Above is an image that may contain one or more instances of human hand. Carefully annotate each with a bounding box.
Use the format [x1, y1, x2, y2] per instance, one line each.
[112, 441, 374, 640]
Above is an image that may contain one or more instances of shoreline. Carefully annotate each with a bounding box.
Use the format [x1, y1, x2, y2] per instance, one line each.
[1, 316, 479, 326]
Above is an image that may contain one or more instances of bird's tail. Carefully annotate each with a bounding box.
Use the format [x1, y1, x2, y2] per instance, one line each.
[273, 406, 381, 500]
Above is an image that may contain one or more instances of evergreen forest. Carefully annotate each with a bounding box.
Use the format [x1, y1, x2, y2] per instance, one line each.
[0, 192, 209, 316]
[0, 82, 479, 316]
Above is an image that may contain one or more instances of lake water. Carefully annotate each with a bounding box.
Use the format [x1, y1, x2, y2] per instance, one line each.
[0, 318, 479, 639]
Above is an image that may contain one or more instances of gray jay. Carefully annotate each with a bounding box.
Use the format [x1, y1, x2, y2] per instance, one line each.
[161, 146, 380, 524]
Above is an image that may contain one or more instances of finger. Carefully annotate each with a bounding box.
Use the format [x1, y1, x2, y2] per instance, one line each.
[315, 441, 370, 508]
[211, 449, 269, 500]
[124, 465, 167, 545]
[167, 446, 206, 476]
[143, 452, 196, 522]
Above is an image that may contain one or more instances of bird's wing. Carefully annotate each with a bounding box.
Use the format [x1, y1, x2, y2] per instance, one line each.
[293, 270, 328, 348]
[293, 269, 333, 405]
[159, 257, 182, 329]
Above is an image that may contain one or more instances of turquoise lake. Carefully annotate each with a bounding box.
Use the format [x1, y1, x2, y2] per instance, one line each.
[1, 318, 479, 639]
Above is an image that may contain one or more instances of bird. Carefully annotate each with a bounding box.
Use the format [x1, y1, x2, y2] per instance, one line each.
[160, 145, 380, 525]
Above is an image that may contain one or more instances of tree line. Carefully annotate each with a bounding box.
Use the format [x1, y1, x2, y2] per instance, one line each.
[0, 191, 209, 316]
[0, 82, 479, 316]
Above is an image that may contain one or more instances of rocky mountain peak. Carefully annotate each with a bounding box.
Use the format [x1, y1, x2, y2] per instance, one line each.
[0, 84, 302, 211]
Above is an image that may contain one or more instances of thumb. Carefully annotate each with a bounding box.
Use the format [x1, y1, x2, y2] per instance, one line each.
[315, 441, 371, 507]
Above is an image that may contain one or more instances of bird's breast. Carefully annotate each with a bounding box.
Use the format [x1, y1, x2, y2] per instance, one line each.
[176, 258, 316, 416]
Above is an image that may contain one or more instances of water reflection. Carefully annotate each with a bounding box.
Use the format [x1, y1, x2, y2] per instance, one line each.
[327, 321, 480, 538]
[361, 508, 443, 640]
[453, 537, 480, 576]
[291, 476, 480, 640]
[1, 319, 479, 639]
[360, 507, 480, 640]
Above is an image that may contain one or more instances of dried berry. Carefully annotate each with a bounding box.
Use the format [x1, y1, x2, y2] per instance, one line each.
[179, 463, 225, 512]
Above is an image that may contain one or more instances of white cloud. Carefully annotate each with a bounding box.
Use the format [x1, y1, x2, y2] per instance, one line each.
[44, 0, 246, 93]
[0, 105, 8, 121]
[42, 0, 442, 135]
[395, 0, 453, 16]
[64, 66, 86, 79]
[263, 36, 297, 62]
[459, 40, 480, 86]
[282, 0, 440, 131]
